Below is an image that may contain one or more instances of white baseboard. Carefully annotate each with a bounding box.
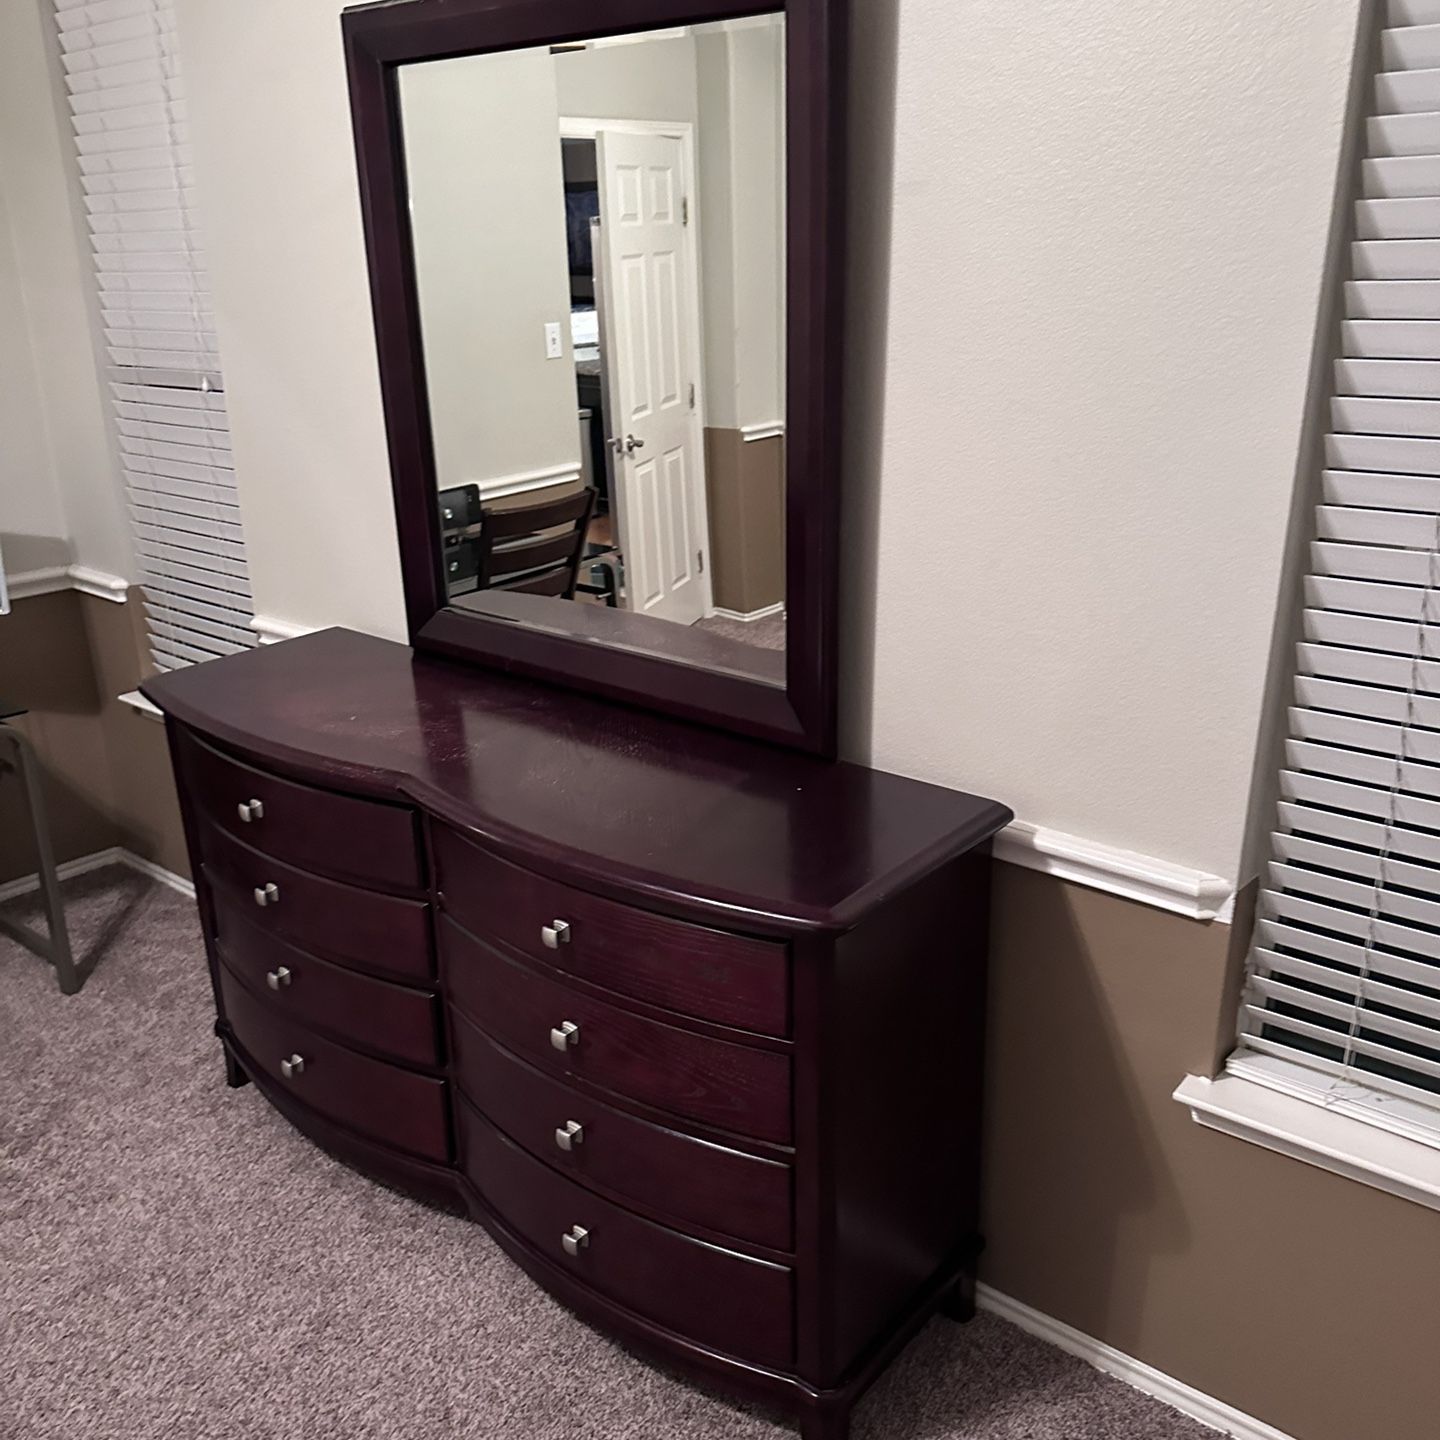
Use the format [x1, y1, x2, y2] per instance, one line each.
[707, 602, 785, 623]
[3, 564, 129, 605]
[993, 820, 1234, 923]
[739, 422, 785, 443]
[0, 846, 193, 904]
[977, 1285, 1296, 1440]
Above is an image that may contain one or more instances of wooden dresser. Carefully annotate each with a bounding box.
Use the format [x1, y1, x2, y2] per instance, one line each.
[144, 627, 1010, 1440]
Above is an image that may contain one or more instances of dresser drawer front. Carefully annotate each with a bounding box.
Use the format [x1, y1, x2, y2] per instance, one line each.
[219, 966, 449, 1161]
[177, 727, 423, 891]
[435, 828, 789, 1037]
[452, 1010, 792, 1251]
[202, 822, 432, 982]
[213, 895, 441, 1069]
[443, 921, 791, 1144]
[460, 1101, 793, 1368]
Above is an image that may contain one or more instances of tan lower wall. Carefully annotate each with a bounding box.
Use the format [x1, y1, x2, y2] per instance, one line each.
[984, 863, 1440, 1440]
[0, 589, 121, 880]
[0, 588, 188, 886]
[703, 428, 785, 614]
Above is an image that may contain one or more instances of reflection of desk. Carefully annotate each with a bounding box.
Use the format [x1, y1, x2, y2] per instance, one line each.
[0, 703, 81, 993]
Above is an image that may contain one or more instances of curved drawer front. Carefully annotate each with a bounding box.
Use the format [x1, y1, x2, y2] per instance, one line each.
[435, 828, 789, 1037]
[219, 966, 449, 1161]
[460, 1100, 793, 1369]
[452, 1009, 792, 1251]
[214, 895, 441, 1069]
[201, 822, 432, 982]
[442, 920, 791, 1145]
[177, 727, 423, 891]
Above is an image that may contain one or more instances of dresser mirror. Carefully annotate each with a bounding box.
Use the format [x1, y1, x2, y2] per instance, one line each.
[345, 0, 846, 756]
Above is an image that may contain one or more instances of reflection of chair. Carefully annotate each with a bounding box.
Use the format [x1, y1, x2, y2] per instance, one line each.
[479, 488, 597, 599]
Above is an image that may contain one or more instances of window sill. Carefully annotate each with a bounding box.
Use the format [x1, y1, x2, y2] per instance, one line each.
[1174, 1062, 1440, 1213]
[118, 690, 164, 723]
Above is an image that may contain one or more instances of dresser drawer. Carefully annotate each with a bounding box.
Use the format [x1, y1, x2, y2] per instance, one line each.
[459, 1100, 793, 1368]
[442, 919, 791, 1144]
[214, 894, 441, 1069]
[434, 828, 789, 1037]
[219, 965, 449, 1161]
[202, 822, 432, 982]
[452, 1009, 792, 1250]
[177, 727, 423, 891]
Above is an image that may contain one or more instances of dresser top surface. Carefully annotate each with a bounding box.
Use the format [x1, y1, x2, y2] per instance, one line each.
[145, 629, 1010, 931]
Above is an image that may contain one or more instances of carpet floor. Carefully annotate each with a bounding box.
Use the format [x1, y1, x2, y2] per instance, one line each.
[0, 867, 1214, 1440]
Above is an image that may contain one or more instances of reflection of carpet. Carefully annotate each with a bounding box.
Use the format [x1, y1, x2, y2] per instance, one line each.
[1, 866, 1216, 1440]
[693, 611, 787, 651]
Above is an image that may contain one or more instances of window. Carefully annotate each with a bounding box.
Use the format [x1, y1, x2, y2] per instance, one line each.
[1233, 0, 1440, 1148]
[55, 0, 254, 670]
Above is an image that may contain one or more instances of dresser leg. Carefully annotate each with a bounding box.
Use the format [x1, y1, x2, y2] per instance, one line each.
[223, 1045, 250, 1089]
[939, 1267, 977, 1323]
[799, 1403, 849, 1440]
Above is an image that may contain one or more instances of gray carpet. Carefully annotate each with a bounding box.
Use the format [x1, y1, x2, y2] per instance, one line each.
[0, 867, 1214, 1440]
[692, 613, 787, 652]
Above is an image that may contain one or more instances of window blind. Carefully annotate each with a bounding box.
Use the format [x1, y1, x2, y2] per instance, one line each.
[1235, 0, 1440, 1145]
[54, 0, 255, 671]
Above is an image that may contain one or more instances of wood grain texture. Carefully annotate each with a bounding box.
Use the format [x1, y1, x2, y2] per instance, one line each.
[200, 818, 433, 982]
[213, 893, 442, 1070]
[218, 966, 451, 1162]
[452, 1008, 794, 1251]
[435, 826, 791, 1036]
[459, 1099, 795, 1369]
[175, 725, 424, 891]
[144, 631, 1011, 936]
[442, 917, 793, 1144]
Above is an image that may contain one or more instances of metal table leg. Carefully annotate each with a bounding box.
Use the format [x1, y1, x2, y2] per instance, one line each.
[0, 721, 83, 994]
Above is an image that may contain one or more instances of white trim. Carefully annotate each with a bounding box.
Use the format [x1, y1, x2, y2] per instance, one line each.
[4, 566, 72, 602]
[977, 1285, 1298, 1440]
[1, 565, 130, 604]
[994, 821, 1234, 922]
[476, 462, 583, 501]
[707, 602, 785, 623]
[0, 846, 193, 904]
[250, 615, 317, 646]
[118, 689, 164, 722]
[1175, 1071, 1440, 1213]
[740, 422, 785, 443]
[67, 566, 129, 603]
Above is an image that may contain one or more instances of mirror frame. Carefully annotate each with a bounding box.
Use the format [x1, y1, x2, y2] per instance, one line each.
[343, 0, 847, 757]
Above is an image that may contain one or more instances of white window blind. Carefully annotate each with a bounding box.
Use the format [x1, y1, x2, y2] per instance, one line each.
[1235, 0, 1440, 1146]
[54, 0, 255, 671]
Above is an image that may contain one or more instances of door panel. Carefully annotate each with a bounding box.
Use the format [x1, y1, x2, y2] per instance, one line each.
[597, 128, 710, 626]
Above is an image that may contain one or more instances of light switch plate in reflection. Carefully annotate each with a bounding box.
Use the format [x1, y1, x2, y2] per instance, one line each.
[544, 322, 563, 360]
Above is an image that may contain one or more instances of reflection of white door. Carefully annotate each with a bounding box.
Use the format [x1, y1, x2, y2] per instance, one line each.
[596, 128, 710, 626]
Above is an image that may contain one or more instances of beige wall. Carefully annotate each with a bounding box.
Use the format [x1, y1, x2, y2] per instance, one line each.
[0, 0, 132, 584]
[400, 52, 580, 495]
[553, 35, 699, 125]
[704, 429, 784, 615]
[845, 0, 1364, 888]
[0, 591, 185, 886]
[985, 865, 1440, 1440]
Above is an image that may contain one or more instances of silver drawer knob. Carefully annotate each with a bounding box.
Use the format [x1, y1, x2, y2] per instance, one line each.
[253, 883, 280, 908]
[561, 1225, 590, 1257]
[280, 1054, 305, 1079]
[541, 919, 571, 950]
[237, 799, 265, 823]
[266, 966, 292, 991]
[550, 1020, 580, 1052]
[555, 1120, 585, 1152]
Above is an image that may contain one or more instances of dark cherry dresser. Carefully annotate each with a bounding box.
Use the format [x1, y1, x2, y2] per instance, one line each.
[144, 627, 1010, 1440]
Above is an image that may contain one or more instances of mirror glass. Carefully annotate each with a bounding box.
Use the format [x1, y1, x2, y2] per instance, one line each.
[398, 17, 787, 672]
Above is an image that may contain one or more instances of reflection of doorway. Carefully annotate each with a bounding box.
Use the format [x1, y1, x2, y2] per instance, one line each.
[560, 118, 713, 627]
